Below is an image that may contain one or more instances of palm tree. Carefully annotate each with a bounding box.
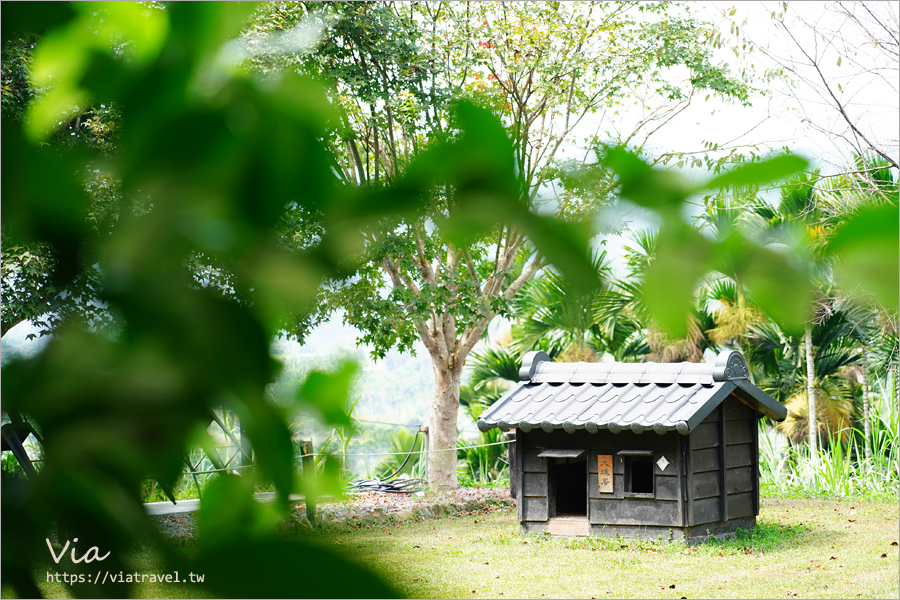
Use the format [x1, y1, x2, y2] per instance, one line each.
[744, 301, 865, 445]
[615, 230, 712, 363]
[509, 250, 648, 363]
[701, 275, 766, 360]
[698, 169, 831, 456]
[817, 153, 900, 431]
[463, 343, 526, 406]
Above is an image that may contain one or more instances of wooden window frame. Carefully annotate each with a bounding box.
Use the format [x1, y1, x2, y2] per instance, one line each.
[619, 450, 656, 499]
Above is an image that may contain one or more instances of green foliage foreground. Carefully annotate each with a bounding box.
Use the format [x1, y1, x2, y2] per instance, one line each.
[1, 2, 896, 598]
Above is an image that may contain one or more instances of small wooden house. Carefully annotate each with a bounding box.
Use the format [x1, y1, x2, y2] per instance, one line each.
[477, 350, 786, 541]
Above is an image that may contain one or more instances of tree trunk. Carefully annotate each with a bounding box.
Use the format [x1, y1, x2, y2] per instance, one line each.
[861, 346, 872, 468]
[428, 354, 463, 490]
[804, 323, 818, 462]
[895, 353, 899, 414]
[1, 315, 25, 338]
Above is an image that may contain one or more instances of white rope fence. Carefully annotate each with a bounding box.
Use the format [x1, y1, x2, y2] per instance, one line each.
[184, 438, 512, 476]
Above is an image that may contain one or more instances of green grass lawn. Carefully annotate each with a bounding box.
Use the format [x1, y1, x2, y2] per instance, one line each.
[314, 497, 899, 599]
[5, 496, 898, 599]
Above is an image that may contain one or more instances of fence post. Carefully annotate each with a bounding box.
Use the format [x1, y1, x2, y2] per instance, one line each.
[419, 425, 429, 480]
[506, 430, 517, 499]
[300, 439, 316, 527]
[239, 414, 252, 470]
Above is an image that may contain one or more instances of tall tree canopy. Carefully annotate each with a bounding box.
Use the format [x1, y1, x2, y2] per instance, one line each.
[248, 1, 755, 488]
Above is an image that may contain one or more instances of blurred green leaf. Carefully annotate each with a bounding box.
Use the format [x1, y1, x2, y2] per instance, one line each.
[194, 537, 398, 599]
[642, 225, 712, 336]
[239, 405, 297, 506]
[0, 2, 76, 39]
[718, 232, 813, 334]
[196, 476, 282, 549]
[296, 360, 360, 428]
[519, 214, 602, 293]
[407, 103, 522, 247]
[75, 1, 168, 65]
[604, 147, 693, 208]
[250, 251, 325, 332]
[704, 154, 809, 189]
[296, 453, 345, 500]
[26, 3, 168, 140]
[0, 122, 90, 279]
[828, 203, 900, 310]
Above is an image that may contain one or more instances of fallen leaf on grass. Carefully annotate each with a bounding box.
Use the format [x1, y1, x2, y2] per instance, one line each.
[829, 556, 836, 560]
[881, 553, 887, 558]
[892, 541, 898, 546]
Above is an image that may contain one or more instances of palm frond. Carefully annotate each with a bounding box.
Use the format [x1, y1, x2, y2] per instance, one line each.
[777, 379, 854, 445]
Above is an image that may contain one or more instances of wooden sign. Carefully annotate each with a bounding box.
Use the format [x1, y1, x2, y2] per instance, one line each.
[597, 454, 613, 493]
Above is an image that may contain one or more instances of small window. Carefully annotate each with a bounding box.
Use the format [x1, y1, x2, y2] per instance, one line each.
[625, 457, 654, 494]
[619, 452, 655, 497]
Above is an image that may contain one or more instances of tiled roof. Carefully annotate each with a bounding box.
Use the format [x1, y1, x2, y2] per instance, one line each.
[477, 350, 786, 435]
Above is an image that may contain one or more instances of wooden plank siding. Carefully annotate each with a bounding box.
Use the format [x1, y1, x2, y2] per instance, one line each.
[687, 397, 761, 526]
[523, 471, 548, 496]
[690, 421, 719, 450]
[691, 470, 722, 499]
[588, 497, 680, 526]
[515, 398, 762, 536]
[520, 442, 548, 523]
[724, 401, 759, 519]
[517, 429, 684, 528]
[690, 447, 721, 473]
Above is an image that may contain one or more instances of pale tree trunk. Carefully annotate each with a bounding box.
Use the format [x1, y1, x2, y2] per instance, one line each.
[805, 323, 818, 463]
[428, 355, 463, 489]
[382, 238, 544, 490]
[861, 346, 872, 468]
[895, 355, 899, 414]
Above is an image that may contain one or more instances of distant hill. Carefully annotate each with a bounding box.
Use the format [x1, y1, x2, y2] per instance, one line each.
[1, 314, 436, 429]
[270, 315, 433, 427]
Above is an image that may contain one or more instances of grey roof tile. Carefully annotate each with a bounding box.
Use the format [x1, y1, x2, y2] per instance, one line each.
[477, 351, 787, 434]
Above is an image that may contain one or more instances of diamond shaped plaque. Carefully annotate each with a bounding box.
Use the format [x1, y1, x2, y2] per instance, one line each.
[656, 455, 670, 471]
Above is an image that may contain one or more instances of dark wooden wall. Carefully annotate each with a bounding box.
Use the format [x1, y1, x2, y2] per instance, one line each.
[686, 396, 759, 527]
[515, 393, 762, 540]
[517, 429, 683, 529]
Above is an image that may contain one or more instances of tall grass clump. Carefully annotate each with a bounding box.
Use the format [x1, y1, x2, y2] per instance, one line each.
[760, 385, 899, 500]
[457, 400, 510, 487]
